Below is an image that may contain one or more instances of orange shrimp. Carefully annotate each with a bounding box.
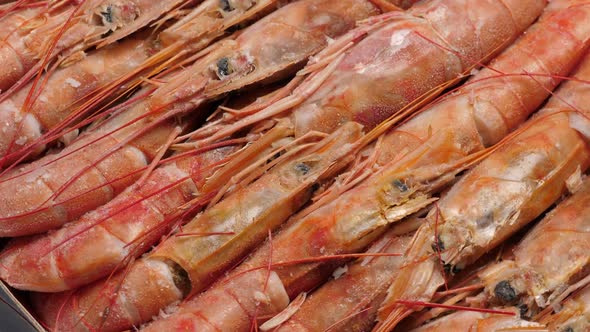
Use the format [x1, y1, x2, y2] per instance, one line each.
[0, 37, 156, 164]
[375, 36, 590, 332]
[33, 121, 363, 331]
[477, 177, 590, 316]
[26, 0, 552, 326]
[0, 0, 376, 237]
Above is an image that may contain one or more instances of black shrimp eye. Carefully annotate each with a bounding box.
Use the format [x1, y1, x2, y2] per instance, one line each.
[392, 179, 408, 192]
[217, 57, 232, 78]
[431, 235, 444, 252]
[101, 5, 113, 23]
[494, 280, 517, 304]
[220, 0, 234, 11]
[517, 303, 528, 317]
[563, 327, 574, 332]
[295, 162, 311, 175]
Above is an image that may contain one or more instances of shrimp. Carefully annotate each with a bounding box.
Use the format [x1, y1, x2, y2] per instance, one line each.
[0, 0, 376, 237]
[375, 34, 590, 332]
[477, 177, 590, 316]
[193, 0, 546, 147]
[0, 37, 156, 165]
[265, 230, 412, 332]
[33, 121, 363, 331]
[539, 282, 590, 332]
[142, 269, 290, 332]
[27, 3, 552, 326]
[0, 0, 184, 93]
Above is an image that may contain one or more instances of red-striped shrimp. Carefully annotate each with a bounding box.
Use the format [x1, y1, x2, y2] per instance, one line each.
[26, 2, 542, 330]
[375, 36, 590, 332]
[141, 2, 590, 331]
[191, 0, 546, 147]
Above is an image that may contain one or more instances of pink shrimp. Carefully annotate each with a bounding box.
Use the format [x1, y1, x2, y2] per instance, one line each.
[193, 0, 547, 147]
[27, 0, 550, 328]
[139, 1, 590, 330]
[0, 0, 324, 166]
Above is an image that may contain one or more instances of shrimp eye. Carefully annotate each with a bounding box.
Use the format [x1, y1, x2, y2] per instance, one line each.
[431, 235, 444, 252]
[220, 0, 234, 11]
[311, 182, 320, 192]
[517, 304, 528, 318]
[562, 327, 574, 332]
[295, 162, 311, 175]
[443, 263, 460, 275]
[494, 280, 517, 303]
[392, 179, 408, 192]
[217, 57, 233, 78]
[101, 5, 113, 23]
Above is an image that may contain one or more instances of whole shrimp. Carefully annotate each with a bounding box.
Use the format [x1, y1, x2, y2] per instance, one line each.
[0, 37, 156, 165]
[476, 177, 590, 316]
[0, 0, 319, 167]
[376, 34, 590, 332]
[0, 0, 377, 237]
[193, 0, 546, 147]
[0, 0, 184, 93]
